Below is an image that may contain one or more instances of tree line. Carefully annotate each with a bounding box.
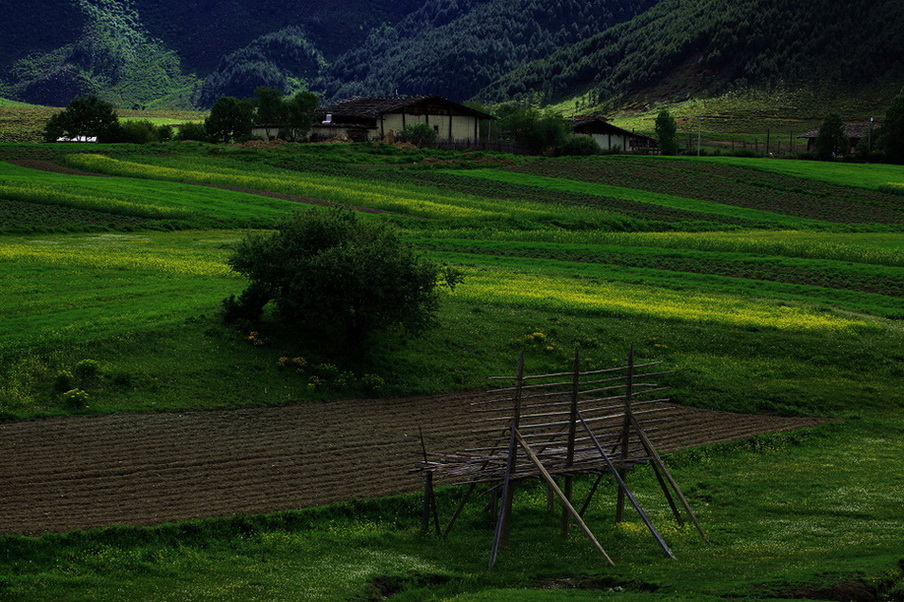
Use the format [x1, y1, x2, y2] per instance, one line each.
[44, 88, 320, 144]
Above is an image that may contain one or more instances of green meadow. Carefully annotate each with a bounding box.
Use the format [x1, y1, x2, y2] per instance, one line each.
[0, 145, 902, 599]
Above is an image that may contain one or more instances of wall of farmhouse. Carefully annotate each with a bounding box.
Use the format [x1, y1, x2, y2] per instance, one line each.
[379, 112, 479, 142]
[590, 133, 632, 151]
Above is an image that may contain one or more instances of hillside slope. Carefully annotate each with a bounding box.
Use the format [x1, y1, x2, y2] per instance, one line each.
[320, 0, 659, 102]
[0, 0, 421, 107]
[476, 0, 904, 106]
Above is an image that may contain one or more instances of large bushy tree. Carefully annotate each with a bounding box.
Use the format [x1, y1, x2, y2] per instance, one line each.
[43, 95, 119, 142]
[205, 96, 254, 143]
[655, 110, 678, 155]
[815, 114, 848, 160]
[877, 93, 904, 164]
[223, 208, 461, 351]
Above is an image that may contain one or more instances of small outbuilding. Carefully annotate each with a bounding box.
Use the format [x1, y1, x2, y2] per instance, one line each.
[312, 96, 494, 143]
[571, 117, 657, 152]
[797, 123, 878, 154]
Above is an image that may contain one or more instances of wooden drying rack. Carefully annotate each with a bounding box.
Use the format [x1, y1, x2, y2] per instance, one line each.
[415, 346, 708, 567]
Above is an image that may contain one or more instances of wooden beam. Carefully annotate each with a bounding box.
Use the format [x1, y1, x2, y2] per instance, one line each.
[488, 421, 517, 568]
[578, 411, 676, 559]
[562, 347, 581, 534]
[631, 415, 708, 542]
[515, 430, 614, 566]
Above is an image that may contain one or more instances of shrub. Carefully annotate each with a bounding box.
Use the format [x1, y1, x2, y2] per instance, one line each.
[53, 370, 74, 393]
[359, 373, 386, 394]
[62, 388, 89, 409]
[397, 123, 438, 147]
[560, 134, 600, 156]
[177, 122, 210, 142]
[225, 207, 462, 352]
[74, 359, 101, 379]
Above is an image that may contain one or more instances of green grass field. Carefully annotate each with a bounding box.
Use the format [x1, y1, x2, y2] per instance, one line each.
[0, 144, 902, 599]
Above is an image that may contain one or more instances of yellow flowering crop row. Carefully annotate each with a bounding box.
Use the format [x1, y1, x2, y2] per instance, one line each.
[453, 267, 870, 331]
[0, 180, 192, 219]
[0, 242, 233, 277]
[64, 154, 498, 219]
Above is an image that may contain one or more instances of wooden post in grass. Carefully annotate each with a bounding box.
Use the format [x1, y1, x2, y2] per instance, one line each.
[615, 346, 634, 523]
[562, 347, 581, 534]
[578, 411, 675, 559]
[516, 430, 614, 566]
[489, 352, 524, 567]
[419, 426, 440, 535]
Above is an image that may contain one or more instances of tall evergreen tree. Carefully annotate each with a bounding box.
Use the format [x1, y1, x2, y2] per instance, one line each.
[655, 110, 678, 155]
[877, 93, 904, 164]
[815, 114, 848, 160]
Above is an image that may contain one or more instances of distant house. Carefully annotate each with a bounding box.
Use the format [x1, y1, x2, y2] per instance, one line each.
[312, 96, 495, 143]
[571, 117, 657, 152]
[797, 123, 878, 154]
[250, 124, 285, 141]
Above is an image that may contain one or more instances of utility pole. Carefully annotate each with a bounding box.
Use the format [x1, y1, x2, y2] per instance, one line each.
[697, 114, 702, 156]
[869, 117, 874, 152]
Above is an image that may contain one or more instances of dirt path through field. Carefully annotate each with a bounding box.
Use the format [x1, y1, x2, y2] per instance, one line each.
[0, 392, 827, 535]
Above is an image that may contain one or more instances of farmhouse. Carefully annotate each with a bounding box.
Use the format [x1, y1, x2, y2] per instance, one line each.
[797, 122, 878, 154]
[312, 96, 494, 143]
[571, 117, 657, 152]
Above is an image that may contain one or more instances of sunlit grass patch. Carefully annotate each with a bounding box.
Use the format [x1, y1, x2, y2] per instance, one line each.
[452, 265, 871, 332]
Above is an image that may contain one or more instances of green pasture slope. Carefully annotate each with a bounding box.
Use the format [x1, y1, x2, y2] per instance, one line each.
[0, 146, 902, 599]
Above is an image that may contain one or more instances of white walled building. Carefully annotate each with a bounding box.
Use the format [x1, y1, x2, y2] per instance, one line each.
[312, 96, 494, 143]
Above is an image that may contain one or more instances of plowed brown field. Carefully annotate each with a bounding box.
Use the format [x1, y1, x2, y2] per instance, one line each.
[0, 392, 827, 535]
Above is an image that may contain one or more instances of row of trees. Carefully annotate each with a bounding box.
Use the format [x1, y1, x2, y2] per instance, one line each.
[204, 87, 319, 143]
[814, 94, 904, 163]
[43, 96, 173, 143]
[44, 88, 320, 144]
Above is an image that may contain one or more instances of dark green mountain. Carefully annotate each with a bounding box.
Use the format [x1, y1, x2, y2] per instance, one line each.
[320, 0, 658, 102]
[0, 0, 421, 107]
[1, 0, 901, 110]
[476, 0, 904, 106]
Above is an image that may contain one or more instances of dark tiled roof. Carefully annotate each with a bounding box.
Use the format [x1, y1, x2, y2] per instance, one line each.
[798, 123, 878, 139]
[571, 117, 657, 142]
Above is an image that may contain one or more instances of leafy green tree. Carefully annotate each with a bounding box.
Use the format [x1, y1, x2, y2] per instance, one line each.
[205, 96, 254, 143]
[397, 123, 438, 147]
[284, 90, 319, 141]
[655, 110, 678, 155]
[43, 95, 119, 142]
[815, 114, 849, 160]
[223, 208, 461, 351]
[253, 86, 287, 140]
[495, 105, 569, 155]
[176, 122, 210, 142]
[877, 93, 904, 164]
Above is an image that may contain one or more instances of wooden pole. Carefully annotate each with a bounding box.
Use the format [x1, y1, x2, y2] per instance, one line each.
[419, 426, 441, 535]
[616, 346, 634, 523]
[515, 430, 615, 566]
[489, 421, 517, 568]
[579, 474, 605, 517]
[578, 411, 675, 559]
[631, 415, 708, 542]
[499, 352, 525, 545]
[562, 347, 581, 534]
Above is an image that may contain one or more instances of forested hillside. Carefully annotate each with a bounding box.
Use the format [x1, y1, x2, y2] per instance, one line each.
[320, 0, 658, 102]
[0, 0, 901, 109]
[477, 0, 904, 106]
[0, 0, 421, 108]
